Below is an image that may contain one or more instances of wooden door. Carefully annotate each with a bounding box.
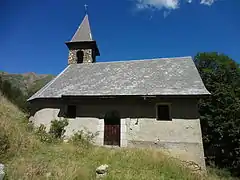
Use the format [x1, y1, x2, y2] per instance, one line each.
[104, 110, 121, 146]
[104, 124, 120, 146]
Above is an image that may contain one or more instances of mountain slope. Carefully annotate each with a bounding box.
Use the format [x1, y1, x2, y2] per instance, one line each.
[0, 72, 54, 96]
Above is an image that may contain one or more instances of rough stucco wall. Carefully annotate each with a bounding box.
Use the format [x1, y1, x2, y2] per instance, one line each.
[126, 118, 205, 168]
[64, 106, 99, 142]
[126, 118, 202, 143]
[64, 118, 99, 141]
[30, 97, 205, 169]
[30, 104, 100, 143]
[68, 49, 94, 64]
[30, 108, 60, 131]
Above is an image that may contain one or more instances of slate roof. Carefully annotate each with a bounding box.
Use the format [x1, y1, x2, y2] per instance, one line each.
[70, 14, 92, 42]
[28, 56, 210, 101]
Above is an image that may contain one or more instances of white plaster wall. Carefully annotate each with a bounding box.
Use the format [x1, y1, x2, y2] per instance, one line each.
[31, 108, 61, 131]
[125, 118, 205, 169]
[30, 97, 205, 169]
[64, 117, 100, 141]
[30, 98, 203, 146]
[126, 118, 203, 143]
[32, 108, 103, 144]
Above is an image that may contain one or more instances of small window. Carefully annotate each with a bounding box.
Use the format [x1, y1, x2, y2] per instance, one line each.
[66, 105, 76, 118]
[157, 104, 171, 120]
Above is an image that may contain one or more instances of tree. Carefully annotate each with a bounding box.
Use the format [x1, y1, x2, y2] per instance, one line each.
[194, 52, 240, 176]
[0, 76, 28, 112]
[0, 76, 2, 90]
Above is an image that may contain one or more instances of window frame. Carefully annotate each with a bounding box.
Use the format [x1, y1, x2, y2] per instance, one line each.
[155, 103, 172, 121]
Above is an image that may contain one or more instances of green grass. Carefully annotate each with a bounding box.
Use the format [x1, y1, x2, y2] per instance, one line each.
[0, 94, 237, 180]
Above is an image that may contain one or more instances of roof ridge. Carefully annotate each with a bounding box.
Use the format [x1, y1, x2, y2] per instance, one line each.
[78, 56, 193, 65]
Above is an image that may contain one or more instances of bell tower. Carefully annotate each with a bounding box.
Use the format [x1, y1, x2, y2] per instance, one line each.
[65, 13, 100, 64]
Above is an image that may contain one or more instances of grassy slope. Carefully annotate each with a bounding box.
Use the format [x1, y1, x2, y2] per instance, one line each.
[0, 95, 236, 180]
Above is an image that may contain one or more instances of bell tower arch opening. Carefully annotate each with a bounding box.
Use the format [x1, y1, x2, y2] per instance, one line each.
[76, 50, 84, 63]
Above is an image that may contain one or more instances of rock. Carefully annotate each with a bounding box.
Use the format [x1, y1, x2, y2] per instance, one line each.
[191, 164, 201, 171]
[96, 164, 109, 174]
[154, 138, 160, 144]
[96, 173, 107, 179]
[0, 163, 5, 180]
[182, 160, 201, 171]
[63, 139, 69, 143]
[46, 172, 52, 178]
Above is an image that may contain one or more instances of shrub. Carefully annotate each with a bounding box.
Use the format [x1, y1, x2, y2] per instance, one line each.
[34, 119, 69, 143]
[70, 129, 99, 148]
[0, 130, 10, 156]
[35, 124, 54, 143]
[49, 119, 69, 139]
[26, 121, 34, 132]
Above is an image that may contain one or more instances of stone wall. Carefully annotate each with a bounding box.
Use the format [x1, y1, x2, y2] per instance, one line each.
[68, 49, 95, 64]
[29, 97, 205, 169]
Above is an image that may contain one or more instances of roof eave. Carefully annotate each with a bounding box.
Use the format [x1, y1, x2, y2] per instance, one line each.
[27, 92, 211, 102]
[65, 41, 100, 56]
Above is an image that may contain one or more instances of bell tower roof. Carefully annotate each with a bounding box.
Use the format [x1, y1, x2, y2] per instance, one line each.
[65, 9, 100, 64]
[65, 11, 100, 57]
[71, 14, 93, 42]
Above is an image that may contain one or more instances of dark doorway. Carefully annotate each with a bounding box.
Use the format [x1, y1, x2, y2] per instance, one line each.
[104, 110, 121, 146]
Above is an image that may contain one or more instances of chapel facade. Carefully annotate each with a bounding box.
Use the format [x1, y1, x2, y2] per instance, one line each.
[28, 13, 210, 170]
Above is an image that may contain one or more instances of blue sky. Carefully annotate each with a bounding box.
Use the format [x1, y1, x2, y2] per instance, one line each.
[0, 0, 239, 75]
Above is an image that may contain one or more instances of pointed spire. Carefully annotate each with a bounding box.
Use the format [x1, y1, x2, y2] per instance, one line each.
[71, 14, 93, 42]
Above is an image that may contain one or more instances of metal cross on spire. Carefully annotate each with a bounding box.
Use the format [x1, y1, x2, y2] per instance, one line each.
[84, 4, 88, 14]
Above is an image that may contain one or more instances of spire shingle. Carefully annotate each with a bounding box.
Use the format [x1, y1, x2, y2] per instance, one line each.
[71, 14, 92, 42]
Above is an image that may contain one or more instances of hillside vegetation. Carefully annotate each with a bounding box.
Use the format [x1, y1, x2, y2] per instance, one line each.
[195, 53, 240, 176]
[0, 94, 235, 180]
[0, 72, 54, 96]
[0, 72, 54, 112]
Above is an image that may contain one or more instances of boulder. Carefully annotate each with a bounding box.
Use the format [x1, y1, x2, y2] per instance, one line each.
[96, 164, 109, 174]
[96, 173, 107, 179]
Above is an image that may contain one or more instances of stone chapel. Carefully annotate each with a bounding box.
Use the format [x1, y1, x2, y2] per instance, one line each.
[28, 13, 210, 169]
